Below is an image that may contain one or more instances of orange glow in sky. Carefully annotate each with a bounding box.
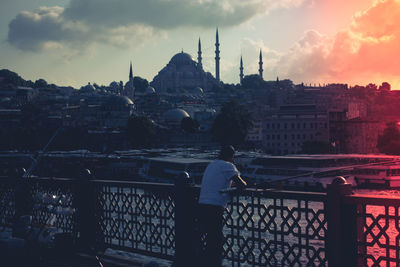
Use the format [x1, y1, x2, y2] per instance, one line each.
[290, 0, 400, 88]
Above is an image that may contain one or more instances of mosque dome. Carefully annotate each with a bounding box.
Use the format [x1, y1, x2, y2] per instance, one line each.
[102, 95, 134, 110]
[144, 86, 156, 95]
[163, 108, 190, 124]
[170, 52, 194, 66]
[192, 87, 204, 95]
[81, 82, 95, 93]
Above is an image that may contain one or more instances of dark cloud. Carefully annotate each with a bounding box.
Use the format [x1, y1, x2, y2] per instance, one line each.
[8, 7, 85, 51]
[7, 0, 305, 51]
[63, 0, 265, 29]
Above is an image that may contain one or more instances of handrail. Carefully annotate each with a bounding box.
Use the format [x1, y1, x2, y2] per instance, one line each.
[343, 193, 400, 206]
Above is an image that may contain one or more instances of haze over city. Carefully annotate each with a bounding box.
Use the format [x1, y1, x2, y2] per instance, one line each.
[1, 0, 399, 88]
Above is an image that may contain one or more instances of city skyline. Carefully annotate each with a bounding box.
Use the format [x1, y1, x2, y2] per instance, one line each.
[1, 0, 399, 89]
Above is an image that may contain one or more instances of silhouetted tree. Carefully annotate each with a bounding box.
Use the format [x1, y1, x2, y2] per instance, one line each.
[365, 83, 378, 92]
[126, 115, 156, 148]
[379, 82, 391, 91]
[34, 79, 48, 88]
[377, 122, 400, 155]
[133, 76, 149, 93]
[0, 69, 26, 86]
[211, 100, 252, 146]
[241, 74, 266, 89]
[274, 79, 294, 90]
[181, 117, 199, 133]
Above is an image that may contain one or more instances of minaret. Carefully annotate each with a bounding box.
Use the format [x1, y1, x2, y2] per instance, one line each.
[258, 49, 263, 79]
[215, 28, 220, 82]
[198, 38, 202, 68]
[239, 55, 244, 84]
[127, 61, 135, 99]
[129, 61, 133, 82]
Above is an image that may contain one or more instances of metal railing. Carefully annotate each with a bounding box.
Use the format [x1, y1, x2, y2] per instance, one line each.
[224, 189, 327, 266]
[1, 175, 400, 266]
[93, 180, 176, 260]
[343, 194, 400, 266]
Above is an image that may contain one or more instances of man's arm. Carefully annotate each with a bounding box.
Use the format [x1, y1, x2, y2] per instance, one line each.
[231, 174, 247, 188]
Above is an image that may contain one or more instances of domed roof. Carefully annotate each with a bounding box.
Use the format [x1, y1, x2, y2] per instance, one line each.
[163, 108, 190, 123]
[192, 87, 204, 95]
[170, 51, 194, 66]
[144, 86, 156, 95]
[103, 95, 134, 108]
[81, 82, 95, 92]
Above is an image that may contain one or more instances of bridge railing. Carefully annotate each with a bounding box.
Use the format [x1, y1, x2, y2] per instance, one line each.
[223, 189, 327, 266]
[343, 194, 400, 266]
[1, 175, 400, 267]
[93, 180, 176, 260]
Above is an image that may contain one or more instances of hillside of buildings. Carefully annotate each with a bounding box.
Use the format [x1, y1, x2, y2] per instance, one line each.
[1, 67, 400, 155]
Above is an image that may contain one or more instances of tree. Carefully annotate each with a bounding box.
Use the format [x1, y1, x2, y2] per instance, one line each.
[181, 117, 199, 133]
[377, 122, 400, 155]
[133, 76, 149, 93]
[211, 100, 252, 146]
[241, 74, 266, 89]
[34, 78, 48, 88]
[126, 115, 156, 148]
[0, 69, 26, 86]
[379, 82, 391, 91]
[365, 83, 378, 92]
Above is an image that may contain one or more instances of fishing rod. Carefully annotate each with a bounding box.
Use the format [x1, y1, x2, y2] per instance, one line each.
[0, 125, 66, 220]
[220, 158, 400, 194]
[0, 99, 91, 218]
[250, 158, 400, 189]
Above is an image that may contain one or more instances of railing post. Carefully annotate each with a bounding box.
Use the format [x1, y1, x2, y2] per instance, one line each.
[174, 172, 196, 267]
[326, 176, 356, 267]
[74, 168, 97, 252]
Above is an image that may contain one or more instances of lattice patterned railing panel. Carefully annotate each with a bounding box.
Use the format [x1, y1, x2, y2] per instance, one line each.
[94, 181, 176, 260]
[345, 195, 400, 267]
[223, 190, 327, 267]
[0, 179, 15, 231]
[29, 178, 76, 233]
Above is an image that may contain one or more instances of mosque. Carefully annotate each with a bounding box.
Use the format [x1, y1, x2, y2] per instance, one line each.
[124, 28, 265, 96]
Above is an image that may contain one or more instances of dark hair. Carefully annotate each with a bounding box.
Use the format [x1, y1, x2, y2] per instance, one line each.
[219, 145, 235, 160]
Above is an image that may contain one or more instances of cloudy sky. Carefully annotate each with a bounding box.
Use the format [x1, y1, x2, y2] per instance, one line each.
[1, 0, 399, 89]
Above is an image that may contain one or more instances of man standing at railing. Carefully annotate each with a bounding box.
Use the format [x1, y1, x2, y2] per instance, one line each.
[198, 145, 247, 267]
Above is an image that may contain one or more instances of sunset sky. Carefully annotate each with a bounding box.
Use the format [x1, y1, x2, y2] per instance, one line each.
[1, 0, 399, 89]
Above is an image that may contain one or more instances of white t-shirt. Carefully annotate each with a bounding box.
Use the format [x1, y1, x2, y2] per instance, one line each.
[198, 160, 240, 207]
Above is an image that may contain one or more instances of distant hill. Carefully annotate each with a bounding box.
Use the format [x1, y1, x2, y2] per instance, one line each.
[0, 69, 29, 87]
